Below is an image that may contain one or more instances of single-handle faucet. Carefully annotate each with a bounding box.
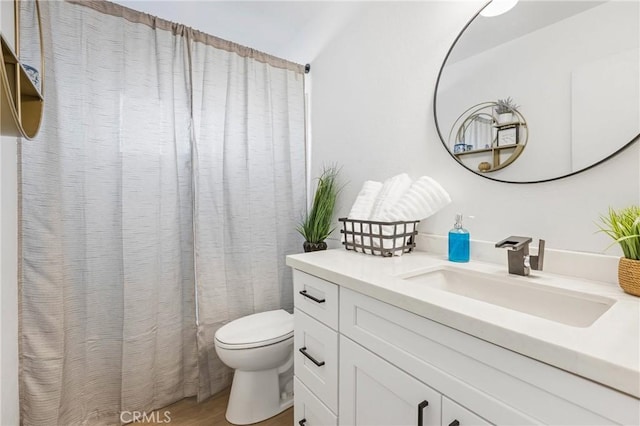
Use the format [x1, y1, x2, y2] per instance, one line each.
[495, 236, 545, 276]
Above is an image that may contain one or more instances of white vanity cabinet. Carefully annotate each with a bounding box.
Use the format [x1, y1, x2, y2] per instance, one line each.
[293, 270, 340, 426]
[292, 268, 640, 426]
[340, 336, 495, 426]
[341, 334, 496, 426]
[340, 336, 443, 426]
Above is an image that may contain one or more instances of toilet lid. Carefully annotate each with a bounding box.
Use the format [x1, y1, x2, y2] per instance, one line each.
[215, 309, 293, 349]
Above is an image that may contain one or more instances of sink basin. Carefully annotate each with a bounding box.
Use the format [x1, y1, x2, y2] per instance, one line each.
[400, 267, 615, 327]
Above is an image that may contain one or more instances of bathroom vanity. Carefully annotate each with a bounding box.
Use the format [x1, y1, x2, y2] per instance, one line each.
[287, 249, 640, 426]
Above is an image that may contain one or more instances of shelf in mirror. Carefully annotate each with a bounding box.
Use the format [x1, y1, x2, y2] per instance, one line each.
[494, 121, 526, 128]
[454, 143, 522, 158]
[448, 102, 527, 173]
[455, 144, 525, 173]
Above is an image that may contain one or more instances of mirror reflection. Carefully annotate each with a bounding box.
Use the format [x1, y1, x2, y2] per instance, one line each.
[449, 99, 528, 173]
[435, 0, 639, 183]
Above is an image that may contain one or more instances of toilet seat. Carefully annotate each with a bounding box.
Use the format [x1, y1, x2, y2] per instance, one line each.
[214, 309, 295, 424]
[215, 309, 293, 350]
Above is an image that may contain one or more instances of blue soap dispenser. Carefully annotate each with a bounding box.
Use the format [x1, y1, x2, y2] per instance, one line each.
[448, 213, 470, 262]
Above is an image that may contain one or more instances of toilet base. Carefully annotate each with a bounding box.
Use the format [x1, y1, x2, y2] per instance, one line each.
[225, 368, 293, 425]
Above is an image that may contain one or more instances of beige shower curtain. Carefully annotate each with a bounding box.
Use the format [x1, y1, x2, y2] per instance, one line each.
[190, 37, 306, 400]
[20, 1, 305, 425]
[19, 3, 198, 424]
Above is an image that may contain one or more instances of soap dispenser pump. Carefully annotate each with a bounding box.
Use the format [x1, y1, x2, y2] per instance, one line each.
[448, 213, 470, 263]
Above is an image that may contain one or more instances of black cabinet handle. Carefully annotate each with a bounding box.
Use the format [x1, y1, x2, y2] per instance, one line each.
[299, 290, 326, 303]
[299, 419, 307, 426]
[449, 420, 460, 426]
[299, 346, 325, 367]
[417, 400, 429, 426]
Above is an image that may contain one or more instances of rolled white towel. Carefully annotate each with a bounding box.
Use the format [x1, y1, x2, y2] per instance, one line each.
[378, 176, 451, 254]
[382, 176, 452, 222]
[369, 173, 413, 221]
[366, 173, 413, 255]
[348, 181, 382, 220]
[343, 181, 383, 248]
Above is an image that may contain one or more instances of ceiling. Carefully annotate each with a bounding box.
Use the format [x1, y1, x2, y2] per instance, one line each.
[448, 1, 608, 63]
[113, 0, 365, 64]
[112, 1, 613, 66]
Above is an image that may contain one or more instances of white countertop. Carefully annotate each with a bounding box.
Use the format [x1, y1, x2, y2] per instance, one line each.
[286, 249, 640, 398]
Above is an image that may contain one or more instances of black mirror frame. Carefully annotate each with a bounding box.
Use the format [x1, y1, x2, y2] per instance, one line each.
[433, 1, 640, 184]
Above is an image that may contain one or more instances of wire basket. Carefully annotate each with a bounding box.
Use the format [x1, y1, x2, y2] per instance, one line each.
[339, 217, 419, 257]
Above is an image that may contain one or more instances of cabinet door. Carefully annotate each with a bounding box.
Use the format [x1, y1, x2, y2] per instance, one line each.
[442, 396, 492, 426]
[340, 336, 441, 426]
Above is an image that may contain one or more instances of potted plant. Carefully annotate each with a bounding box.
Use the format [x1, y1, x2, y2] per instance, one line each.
[298, 166, 341, 252]
[495, 97, 519, 124]
[598, 206, 640, 296]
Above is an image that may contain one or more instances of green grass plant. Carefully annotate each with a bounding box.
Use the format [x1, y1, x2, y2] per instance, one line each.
[297, 166, 340, 243]
[598, 206, 640, 260]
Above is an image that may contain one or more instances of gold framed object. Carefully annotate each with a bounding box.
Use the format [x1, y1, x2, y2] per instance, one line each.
[0, 0, 44, 139]
[448, 101, 528, 173]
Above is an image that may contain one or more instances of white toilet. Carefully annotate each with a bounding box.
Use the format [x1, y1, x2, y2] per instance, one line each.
[214, 309, 294, 425]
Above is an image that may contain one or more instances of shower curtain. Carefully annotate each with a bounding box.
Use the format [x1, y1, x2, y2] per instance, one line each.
[190, 36, 306, 400]
[19, 2, 306, 425]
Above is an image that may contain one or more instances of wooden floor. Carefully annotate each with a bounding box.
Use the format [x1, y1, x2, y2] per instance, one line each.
[148, 387, 293, 425]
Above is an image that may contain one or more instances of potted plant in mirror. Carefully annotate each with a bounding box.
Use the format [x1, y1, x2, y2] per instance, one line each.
[297, 166, 341, 252]
[598, 206, 640, 296]
[495, 97, 519, 125]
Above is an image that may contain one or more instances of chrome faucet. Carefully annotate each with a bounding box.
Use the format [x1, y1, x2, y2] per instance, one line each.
[495, 236, 545, 276]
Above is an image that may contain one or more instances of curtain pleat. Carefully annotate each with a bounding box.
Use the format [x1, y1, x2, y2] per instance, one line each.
[20, 1, 306, 424]
[189, 40, 306, 400]
[21, 2, 198, 425]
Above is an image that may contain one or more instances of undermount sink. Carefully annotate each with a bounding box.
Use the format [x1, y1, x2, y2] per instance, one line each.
[400, 267, 615, 327]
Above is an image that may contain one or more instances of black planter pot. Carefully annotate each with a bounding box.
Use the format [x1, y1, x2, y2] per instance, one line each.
[303, 241, 328, 253]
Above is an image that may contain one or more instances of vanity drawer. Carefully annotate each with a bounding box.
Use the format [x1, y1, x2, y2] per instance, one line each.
[294, 377, 337, 426]
[294, 308, 338, 413]
[293, 270, 339, 330]
[442, 396, 492, 426]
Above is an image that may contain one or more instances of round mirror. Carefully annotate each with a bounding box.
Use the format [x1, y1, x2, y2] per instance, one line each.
[434, 0, 640, 183]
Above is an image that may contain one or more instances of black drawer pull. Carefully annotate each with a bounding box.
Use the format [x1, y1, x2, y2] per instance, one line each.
[299, 419, 307, 426]
[417, 400, 429, 426]
[299, 290, 326, 304]
[299, 347, 325, 367]
[449, 420, 460, 426]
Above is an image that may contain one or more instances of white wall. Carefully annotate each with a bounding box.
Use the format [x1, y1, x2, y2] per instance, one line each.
[0, 135, 19, 426]
[311, 1, 639, 255]
[0, 1, 21, 423]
